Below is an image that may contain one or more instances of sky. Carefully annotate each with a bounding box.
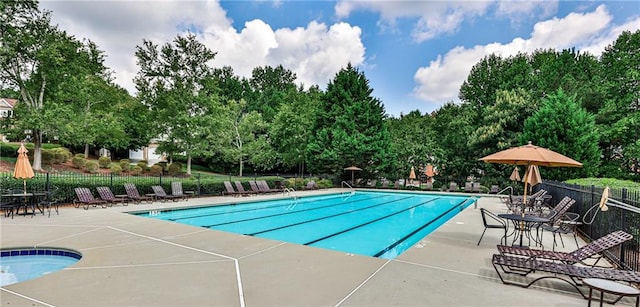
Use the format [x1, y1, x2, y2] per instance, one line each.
[39, 1, 639, 117]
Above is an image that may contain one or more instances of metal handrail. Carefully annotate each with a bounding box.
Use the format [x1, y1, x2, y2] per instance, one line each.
[497, 186, 514, 196]
[341, 181, 354, 191]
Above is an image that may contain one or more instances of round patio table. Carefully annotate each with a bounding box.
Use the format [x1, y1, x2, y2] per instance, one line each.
[584, 278, 640, 307]
[497, 213, 549, 248]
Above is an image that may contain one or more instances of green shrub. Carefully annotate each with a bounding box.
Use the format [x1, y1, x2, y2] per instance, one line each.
[136, 160, 148, 170]
[0, 143, 19, 157]
[74, 153, 85, 158]
[98, 156, 111, 168]
[86, 161, 99, 173]
[119, 160, 130, 172]
[109, 164, 122, 174]
[167, 162, 182, 176]
[131, 166, 143, 176]
[149, 164, 163, 176]
[71, 156, 86, 169]
[41, 149, 55, 165]
[52, 148, 71, 164]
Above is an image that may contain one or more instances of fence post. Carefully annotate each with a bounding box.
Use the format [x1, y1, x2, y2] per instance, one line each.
[45, 173, 50, 191]
[197, 173, 201, 196]
[159, 172, 162, 185]
[110, 173, 113, 189]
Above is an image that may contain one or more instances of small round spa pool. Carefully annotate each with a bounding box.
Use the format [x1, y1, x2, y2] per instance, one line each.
[1, 247, 82, 286]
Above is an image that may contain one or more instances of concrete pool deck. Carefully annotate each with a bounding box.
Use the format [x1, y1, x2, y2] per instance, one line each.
[0, 189, 633, 306]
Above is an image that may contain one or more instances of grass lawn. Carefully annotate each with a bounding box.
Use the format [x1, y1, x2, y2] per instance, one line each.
[565, 177, 640, 192]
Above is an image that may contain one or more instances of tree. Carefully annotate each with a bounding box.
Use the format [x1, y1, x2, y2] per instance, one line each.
[247, 65, 297, 122]
[219, 99, 274, 176]
[521, 89, 600, 180]
[430, 103, 477, 182]
[134, 33, 223, 174]
[0, 1, 107, 169]
[270, 85, 321, 175]
[307, 64, 392, 178]
[597, 30, 640, 178]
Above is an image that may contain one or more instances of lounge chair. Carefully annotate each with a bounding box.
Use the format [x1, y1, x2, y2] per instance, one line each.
[258, 180, 283, 193]
[304, 180, 319, 190]
[448, 182, 458, 192]
[497, 230, 633, 267]
[124, 183, 153, 204]
[96, 186, 129, 206]
[249, 181, 265, 194]
[151, 185, 181, 202]
[472, 182, 481, 193]
[464, 182, 473, 192]
[234, 181, 255, 195]
[492, 253, 640, 302]
[74, 187, 108, 210]
[171, 182, 193, 201]
[490, 185, 500, 194]
[223, 181, 247, 197]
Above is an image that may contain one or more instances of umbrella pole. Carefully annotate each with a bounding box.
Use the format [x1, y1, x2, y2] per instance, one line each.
[23, 179, 27, 194]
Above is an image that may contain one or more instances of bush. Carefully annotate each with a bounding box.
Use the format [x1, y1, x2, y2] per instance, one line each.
[167, 162, 182, 176]
[71, 156, 87, 169]
[98, 156, 111, 168]
[75, 153, 85, 158]
[149, 164, 163, 176]
[52, 148, 71, 164]
[119, 160, 130, 172]
[136, 160, 148, 170]
[109, 164, 122, 174]
[131, 166, 143, 176]
[86, 161, 99, 173]
[0, 143, 19, 158]
[41, 149, 55, 165]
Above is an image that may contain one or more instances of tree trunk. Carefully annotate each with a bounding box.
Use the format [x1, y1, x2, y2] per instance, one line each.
[186, 154, 192, 175]
[32, 129, 43, 171]
[84, 144, 89, 158]
[239, 158, 243, 177]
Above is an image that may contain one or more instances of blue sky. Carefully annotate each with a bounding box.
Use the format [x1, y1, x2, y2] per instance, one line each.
[40, 1, 639, 117]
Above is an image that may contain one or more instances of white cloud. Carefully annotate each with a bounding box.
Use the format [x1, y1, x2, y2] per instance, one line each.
[39, 0, 365, 95]
[412, 4, 635, 106]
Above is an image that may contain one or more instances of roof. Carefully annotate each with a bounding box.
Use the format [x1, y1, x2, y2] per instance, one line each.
[0, 98, 18, 108]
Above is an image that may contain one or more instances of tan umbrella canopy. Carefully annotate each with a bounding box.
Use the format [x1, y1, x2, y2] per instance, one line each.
[480, 142, 582, 215]
[344, 166, 362, 183]
[13, 143, 35, 193]
[509, 167, 521, 181]
[521, 165, 542, 187]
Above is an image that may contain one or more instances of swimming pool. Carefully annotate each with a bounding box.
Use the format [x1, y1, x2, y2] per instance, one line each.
[1, 247, 82, 286]
[137, 191, 476, 259]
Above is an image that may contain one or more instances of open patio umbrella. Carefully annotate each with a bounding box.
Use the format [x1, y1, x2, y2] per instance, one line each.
[344, 166, 362, 184]
[509, 167, 521, 182]
[13, 143, 35, 193]
[480, 142, 582, 216]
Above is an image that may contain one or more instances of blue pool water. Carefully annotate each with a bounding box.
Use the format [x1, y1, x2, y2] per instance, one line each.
[137, 191, 475, 259]
[1, 248, 82, 286]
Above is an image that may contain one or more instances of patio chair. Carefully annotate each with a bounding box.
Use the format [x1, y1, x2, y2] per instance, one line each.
[492, 253, 640, 302]
[497, 230, 632, 267]
[490, 185, 500, 194]
[171, 182, 193, 201]
[223, 181, 243, 197]
[151, 185, 181, 202]
[477, 208, 508, 246]
[74, 187, 108, 210]
[234, 181, 255, 196]
[259, 180, 284, 193]
[123, 183, 153, 204]
[464, 182, 473, 192]
[249, 181, 265, 194]
[39, 187, 61, 217]
[1, 191, 18, 219]
[96, 186, 129, 206]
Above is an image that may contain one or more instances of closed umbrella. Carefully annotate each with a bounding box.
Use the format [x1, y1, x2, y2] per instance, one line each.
[521, 165, 542, 188]
[13, 143, 35, 193]
[480, 142, 582, 216]
[425, 164, 435, 184]
[409, 166, 416, 183]
[509, 167, 521, 182]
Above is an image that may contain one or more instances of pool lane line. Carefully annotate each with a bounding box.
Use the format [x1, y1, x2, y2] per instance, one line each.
[201, 195, 391, 228]
[246, 196, 416, 236]
[166, 194, 384, 222]
[373, 198, 471, 257]
[303, 197, 442, 246]
[106, 226, 246, 307]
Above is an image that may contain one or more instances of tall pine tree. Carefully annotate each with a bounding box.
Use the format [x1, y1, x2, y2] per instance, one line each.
[307, 64, 392, 179]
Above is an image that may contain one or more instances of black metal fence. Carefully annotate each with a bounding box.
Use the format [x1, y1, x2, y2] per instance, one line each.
[539, 180, 640, 271]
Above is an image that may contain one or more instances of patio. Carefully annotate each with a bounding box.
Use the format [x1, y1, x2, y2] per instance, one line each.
[0, 189, 631, 306]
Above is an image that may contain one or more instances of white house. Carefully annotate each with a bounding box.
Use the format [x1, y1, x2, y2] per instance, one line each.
[0, 98, 18, 142]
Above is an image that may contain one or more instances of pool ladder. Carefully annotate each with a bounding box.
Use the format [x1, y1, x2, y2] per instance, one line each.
[283, 187, 297, 199]
[341, 181, 355, 196]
